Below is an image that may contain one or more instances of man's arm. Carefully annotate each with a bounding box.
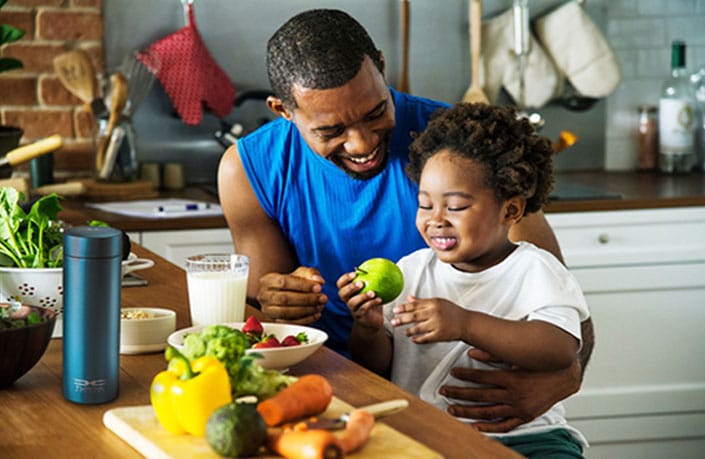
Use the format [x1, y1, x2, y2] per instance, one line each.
[217, 144, 298, 305]
[509, 210, 564, 262]
[510, 209, 594, 371]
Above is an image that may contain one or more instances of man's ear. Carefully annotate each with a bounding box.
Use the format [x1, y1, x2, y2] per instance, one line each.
[266, 96, 292, 120]
[503, 196, 526, 225]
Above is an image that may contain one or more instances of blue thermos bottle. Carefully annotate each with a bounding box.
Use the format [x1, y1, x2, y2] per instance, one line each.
[62, 226, 122, 404]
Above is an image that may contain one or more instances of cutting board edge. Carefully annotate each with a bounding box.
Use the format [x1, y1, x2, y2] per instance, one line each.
[104, 407, 173, 459]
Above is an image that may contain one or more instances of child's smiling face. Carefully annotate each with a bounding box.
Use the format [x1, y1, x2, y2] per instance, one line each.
[415, 149, 520, 273]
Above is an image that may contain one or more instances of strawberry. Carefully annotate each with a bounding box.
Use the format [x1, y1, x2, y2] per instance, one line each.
[281, 332, 309, 347]
[253, 336, 281, 349]
[280, 335, 300, 347]
[241, 316, 264, 336]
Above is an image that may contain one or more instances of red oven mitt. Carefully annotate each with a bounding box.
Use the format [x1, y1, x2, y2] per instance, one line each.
[139, 3, 235, 125]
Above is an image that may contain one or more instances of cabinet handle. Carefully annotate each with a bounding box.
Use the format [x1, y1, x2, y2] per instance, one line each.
[598, 233, 609, 244]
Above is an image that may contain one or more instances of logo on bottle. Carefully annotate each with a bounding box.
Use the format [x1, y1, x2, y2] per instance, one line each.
[72, 378, 107, 393]
[677, 105, 694, 129]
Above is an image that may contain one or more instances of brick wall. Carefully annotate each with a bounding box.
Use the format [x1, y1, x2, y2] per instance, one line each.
[0, 0, 103, 176]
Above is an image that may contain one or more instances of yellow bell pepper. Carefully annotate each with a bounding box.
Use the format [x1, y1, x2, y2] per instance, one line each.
[150, 347, 232, 437]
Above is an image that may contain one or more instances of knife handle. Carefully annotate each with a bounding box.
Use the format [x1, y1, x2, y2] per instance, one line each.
[3, 135, 63, 168]
[356, 399, 409, 419]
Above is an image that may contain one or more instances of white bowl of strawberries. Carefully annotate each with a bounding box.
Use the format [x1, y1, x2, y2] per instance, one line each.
[167, 316, 328, 370]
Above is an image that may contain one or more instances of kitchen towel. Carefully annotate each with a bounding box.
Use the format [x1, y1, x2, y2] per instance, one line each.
[535, 1, 621, 99]
[139, 2, 235, 125]
[482, 8, 560, 108]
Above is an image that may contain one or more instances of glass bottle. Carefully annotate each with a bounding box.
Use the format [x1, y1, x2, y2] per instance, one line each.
[637, 105, 658, 170]
[658, 40, 696, 173]
[692, 65, 705, 171]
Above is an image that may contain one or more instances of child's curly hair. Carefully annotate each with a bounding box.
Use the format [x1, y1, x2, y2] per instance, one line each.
[406, 103, 554, 215]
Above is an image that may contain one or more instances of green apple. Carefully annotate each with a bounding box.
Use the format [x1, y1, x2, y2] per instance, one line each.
[354, 257, 404, 304]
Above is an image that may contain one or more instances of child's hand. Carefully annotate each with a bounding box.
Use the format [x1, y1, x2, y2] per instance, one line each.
[390, 296, 465, 343]
[336, 271, 384, 328]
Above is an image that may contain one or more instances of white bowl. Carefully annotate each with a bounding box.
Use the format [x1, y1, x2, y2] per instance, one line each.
[120, 307, 176, 355]
[0, 253, 154, 337]
[167, 322, 328, 370]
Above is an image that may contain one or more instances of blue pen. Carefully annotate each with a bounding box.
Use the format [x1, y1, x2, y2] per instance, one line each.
[156, 202, 212, 213]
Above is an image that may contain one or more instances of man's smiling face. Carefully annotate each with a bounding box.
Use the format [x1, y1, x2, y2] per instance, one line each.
[282, 56, 396, 180]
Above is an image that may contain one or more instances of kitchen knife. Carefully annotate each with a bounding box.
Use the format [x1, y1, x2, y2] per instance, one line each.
[0, 135, 63, 171]
[302, 399, 409, 431]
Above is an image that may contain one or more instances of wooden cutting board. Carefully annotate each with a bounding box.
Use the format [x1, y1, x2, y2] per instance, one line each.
[32, 178, 158, 201]
[103, 397, 441, 459]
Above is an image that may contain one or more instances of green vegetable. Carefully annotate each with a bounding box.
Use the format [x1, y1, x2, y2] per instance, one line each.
[205, 402, 267, 457]
[0, 188, 63, 268]
[181, 325, 294, 400]
[0, 302, 44, 330]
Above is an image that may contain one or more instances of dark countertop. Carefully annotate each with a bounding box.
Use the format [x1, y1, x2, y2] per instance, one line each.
[58, 171, 705, 231]
[545, 171, 705, 213]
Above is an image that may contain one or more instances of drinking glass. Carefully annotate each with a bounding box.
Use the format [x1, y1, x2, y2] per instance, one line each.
[185, 254, 249, 326]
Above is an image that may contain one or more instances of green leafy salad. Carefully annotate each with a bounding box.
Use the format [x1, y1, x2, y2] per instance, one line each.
[0, 188, 63, 268]
[0, 302, 43, 330]
[179, 325, 295, 400]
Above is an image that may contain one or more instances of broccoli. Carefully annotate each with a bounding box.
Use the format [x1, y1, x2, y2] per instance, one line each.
[179, 325, 294, 400]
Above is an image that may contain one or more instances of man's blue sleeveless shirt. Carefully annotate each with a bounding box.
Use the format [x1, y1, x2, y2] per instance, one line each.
[237, 89, 449, 354]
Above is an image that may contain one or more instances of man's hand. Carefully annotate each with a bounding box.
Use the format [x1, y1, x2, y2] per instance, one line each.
[440, 348, 582, 433]
[257, 266, 327, 325]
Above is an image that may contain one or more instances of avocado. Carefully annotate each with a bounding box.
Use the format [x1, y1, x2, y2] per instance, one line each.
[205, 402, 267, 457]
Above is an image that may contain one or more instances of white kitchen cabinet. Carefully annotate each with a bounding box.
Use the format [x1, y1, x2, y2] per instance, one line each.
[137, 228, 234, 269]
[546, 207, 705, 459]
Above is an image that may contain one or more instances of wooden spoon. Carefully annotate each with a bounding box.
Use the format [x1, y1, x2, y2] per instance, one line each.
[53, 50, 97, 107]
[461, 0, 489, 104]
[95, 72, 128, 173]
[397, 0, 410, 93]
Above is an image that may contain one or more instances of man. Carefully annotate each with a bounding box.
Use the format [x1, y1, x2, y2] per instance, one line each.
[218, 8, 594, 433]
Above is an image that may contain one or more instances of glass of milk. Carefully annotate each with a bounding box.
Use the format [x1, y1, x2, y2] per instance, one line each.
[185, 254, 249, 326]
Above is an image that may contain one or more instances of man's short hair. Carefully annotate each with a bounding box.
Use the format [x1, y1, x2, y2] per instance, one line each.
[267, 9, 383, 108]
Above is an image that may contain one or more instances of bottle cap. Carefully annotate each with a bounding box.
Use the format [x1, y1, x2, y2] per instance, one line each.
[64, 226, 122, 258]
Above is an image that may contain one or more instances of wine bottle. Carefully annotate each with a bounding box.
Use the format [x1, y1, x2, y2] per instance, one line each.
[658, 40, 696, 173]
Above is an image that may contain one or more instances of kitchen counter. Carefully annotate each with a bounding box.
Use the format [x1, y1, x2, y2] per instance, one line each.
[545, 170, 705, 213]
[56, 171, 705, 231]
[0, 245, 518, 459]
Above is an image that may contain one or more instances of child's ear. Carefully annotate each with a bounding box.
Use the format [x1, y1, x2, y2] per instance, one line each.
[503, 196, 526, 225]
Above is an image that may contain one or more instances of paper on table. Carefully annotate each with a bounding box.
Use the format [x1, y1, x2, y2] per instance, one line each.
[87, 199, 223, 219]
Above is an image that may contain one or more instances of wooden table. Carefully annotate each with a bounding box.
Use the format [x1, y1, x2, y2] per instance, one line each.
[0, 246, 519, 459]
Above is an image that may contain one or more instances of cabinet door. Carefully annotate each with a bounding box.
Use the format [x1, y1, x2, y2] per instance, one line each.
[546, 207, 705, 456]
[141, 229, 234, 269]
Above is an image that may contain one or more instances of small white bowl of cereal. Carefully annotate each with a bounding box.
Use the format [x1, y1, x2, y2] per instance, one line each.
[120, 307, 176, 355]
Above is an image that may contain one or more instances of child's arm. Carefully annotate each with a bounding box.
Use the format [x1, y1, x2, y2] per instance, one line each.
[337, 272, 393, 375]
[462, 311, 579, 370]
[392, 297, 579, 371]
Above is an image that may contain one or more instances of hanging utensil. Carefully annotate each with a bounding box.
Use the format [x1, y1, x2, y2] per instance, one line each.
[512, 0, 544, 131]
[461, 0, 489, 104]
[397, 0, 410, 93]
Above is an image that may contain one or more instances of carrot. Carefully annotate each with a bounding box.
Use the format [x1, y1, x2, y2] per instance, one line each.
[338, 409, 375, 454]
[257, 375, 333, 427]
[267, 428, 343, 459]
